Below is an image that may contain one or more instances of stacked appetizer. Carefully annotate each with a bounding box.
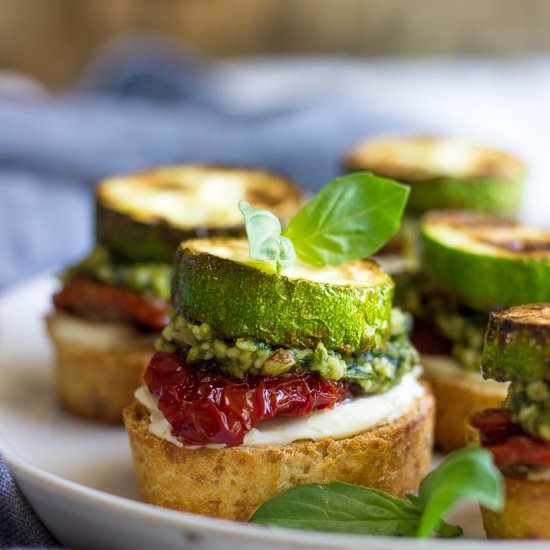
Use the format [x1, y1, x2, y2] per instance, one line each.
[470, 303, 550, 539]
[47, 165, 304, 422]
[412, 211, 550, 451]
[345, 136, 525, 259]
[124, 173, 435, 521]
[345, 136, 525, 216]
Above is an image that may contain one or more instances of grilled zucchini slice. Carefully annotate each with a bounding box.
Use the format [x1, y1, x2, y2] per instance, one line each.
[421, 211, 550, 310]
[96, 165, 304, 263]
[172, 238, 394, 353]
[345, 136, 525, 216]
[482, 303, 550, 382]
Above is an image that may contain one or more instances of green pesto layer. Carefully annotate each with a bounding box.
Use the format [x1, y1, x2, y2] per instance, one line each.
[62, 245, 171, 300]
[505, 379, 550, 442]
[393, 270, 487, 371]
[157, 309, 419, 395]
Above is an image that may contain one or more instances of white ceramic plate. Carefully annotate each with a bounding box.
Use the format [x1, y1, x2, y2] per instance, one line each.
[0, 275, 542, 550]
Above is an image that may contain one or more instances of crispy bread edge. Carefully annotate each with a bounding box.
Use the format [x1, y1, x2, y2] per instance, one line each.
[123, 384, 435, 521]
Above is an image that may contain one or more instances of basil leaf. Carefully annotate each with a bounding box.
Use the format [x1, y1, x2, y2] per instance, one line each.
[239, 200, 296, 273]
[250, 448, 503, 539]
[251, 482, 422, 536]
[405, 495, 462, 537]
[432, 521, 463, 538]
[283, 173, 409, 266]
[416, 447, 504, 538]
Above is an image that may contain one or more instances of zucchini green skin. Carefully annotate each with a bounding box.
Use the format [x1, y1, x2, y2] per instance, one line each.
[406, 176, 524, 217]
[96, 204, 245, 263]
[420, 218, 550, 311]
[172, 245, 394, 353]
[373, 177, 523, 259]
[481, 304, 550, 382]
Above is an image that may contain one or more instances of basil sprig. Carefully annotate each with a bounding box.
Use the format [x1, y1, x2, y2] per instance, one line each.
[250, 447, 503, 538]
[239, 172, 409, 271]
[239, 200, 296, 273]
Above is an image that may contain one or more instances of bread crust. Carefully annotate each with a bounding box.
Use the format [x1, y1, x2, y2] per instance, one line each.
[423, 359, 507, 452]
[481, 473, 550, 539]
[123, 387, 435, 521]
[46, 313, 157, 423]
[467, 421, 550, 539]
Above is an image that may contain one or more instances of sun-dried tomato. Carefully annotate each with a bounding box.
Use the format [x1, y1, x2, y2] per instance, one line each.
[53, 278, 169, 331]
[470, 408, 523, 445]
[410, 319, 453, 355]
[145, 351, 349, 447]
[471, 409, 550, 467]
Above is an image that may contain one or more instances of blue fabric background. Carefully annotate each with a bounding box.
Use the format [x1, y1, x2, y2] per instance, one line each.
[0, 40, 418, 290]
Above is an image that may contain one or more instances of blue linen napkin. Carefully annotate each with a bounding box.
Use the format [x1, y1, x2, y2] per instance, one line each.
[0, 37, 414, 290]
[0, 456, 58, 547]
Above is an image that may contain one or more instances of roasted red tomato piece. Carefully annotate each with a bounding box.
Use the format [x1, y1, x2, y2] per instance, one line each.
[471, 409, 523, 445]
[145, 351, 349, 447]
[53, 278, 169, 331]
[471, 409, 550, 467]
[410, 319, 453, 355]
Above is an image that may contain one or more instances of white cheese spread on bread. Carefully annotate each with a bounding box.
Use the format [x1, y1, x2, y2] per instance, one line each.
[47, 312, 157, 351]
[135, 371, 425, 448]
[422, 354, 507, 391]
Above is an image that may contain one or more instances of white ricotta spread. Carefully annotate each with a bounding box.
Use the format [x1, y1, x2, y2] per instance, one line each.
[47, 312, 157, 351]
[422, 354, 508, 393]
[135, 371, 425, 449]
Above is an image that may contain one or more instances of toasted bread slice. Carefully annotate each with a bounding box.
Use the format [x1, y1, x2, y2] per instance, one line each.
[467, 424, 550, 539]
[123, 386, 434, 521]
[46, 312, 157, 423]
[423, 355, 507, 452]
[481, 474, 550, 539]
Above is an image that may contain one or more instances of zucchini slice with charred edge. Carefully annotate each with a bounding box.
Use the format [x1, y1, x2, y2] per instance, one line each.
[345, 136, 525, 216]
[421, 211, 550, 310]
[172, 238, 394, 353]
[482, 303, 550, 382]
[96, 165, 305, 263]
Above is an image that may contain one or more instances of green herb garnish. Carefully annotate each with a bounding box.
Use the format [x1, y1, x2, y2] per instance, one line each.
[238, 200, 295, 273]
[250, 447, 503, 538]
[240, 172, 409, 271]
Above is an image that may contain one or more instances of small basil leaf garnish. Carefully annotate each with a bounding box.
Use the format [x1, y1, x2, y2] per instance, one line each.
[239, 200, 296, 273]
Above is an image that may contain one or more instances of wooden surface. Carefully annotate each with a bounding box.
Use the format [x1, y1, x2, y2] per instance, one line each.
[2, 0, 550, 88]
